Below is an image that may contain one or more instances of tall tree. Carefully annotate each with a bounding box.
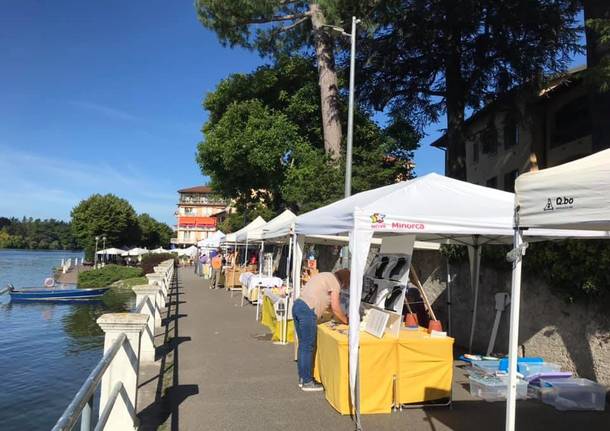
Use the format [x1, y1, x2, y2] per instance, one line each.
[198, 57, 418, 224]
[71, 194, 140, 260]
[584, 0, 610, 152]
[195, 0, 345, 159]
[138, 213, 173, 249]
[358, 0, 582, 179]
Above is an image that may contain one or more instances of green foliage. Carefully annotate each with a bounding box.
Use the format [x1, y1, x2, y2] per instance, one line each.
[218, 203, 276, 234]
[138, 213, 173, 249]
[358, 0, 582, 127]
[198, 57, 418, 229]
[115, 276, 148, 289]
[0, 217, 77, 250]
[196, 1, 317, 55]
[441, 240, 610, 302]
[140, 253, 177, 276]
[78, 265, 143, 288]
[71, 194, 141, 260]
[198, 99, 306, 209]
[525, 240, 610, 302]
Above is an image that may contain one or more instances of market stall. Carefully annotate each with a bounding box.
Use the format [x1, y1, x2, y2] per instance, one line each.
[504, 149, 610, 431]
[313, 323, 453, 414]
[223, 217, 267, 289]
[260, 287, 294, 344]
[285, 173, 604, 424]
[197, 230, 225, 249]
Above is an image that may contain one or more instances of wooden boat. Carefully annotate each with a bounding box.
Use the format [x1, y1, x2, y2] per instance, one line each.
[4, 284, 110, 302]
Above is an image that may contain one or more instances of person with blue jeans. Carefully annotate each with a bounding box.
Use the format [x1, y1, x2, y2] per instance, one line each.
[293, 269, 350, 391]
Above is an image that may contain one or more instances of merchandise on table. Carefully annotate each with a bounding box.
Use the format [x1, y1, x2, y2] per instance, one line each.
[540, 378, 606, 411]
[468, 374, 528, 402]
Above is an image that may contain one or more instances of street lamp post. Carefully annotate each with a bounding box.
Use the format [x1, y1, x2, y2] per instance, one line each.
[322, 17, 360, 197]
[102, 235, 107, 264]
[345, 16, 359, 198]
[94, 236, 100, 267]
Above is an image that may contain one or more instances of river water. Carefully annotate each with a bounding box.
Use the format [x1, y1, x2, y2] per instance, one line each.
[0, 249, 135, 430]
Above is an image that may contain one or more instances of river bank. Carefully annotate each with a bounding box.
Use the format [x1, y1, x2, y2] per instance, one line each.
[0, 249, 136, 430]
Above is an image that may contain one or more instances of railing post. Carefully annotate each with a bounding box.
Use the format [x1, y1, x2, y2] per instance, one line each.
[80, 395, 93, 431]
[145, 273, 166, 309]
[96, 313, 148, 431]
[132, 285, 160, 362]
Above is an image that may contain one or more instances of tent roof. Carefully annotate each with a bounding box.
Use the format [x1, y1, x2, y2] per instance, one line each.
[516, 149, 610, 231]
[121, 247, 148, 256]
[198, 230, 225, 247]
[96, 247, 125, 255]
[241, 210, 297, 242]
[294, 173, 605, 245]
[225, 216, 266, 243]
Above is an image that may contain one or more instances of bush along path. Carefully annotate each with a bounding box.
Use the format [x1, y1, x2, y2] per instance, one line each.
[78, 265, 143, 288]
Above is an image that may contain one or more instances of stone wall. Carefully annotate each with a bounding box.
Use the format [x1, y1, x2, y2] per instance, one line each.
[413, 250, 610, 386]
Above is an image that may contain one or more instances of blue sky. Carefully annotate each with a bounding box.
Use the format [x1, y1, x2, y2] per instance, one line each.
[1, 1, 583, 226]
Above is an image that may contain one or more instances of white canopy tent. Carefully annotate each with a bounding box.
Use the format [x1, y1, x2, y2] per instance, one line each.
[198, 230, 225, 249]
[96, 248, 125, 255]
[151, 247, 170, 254]
[223, 216, 267, 265]
[504, 149, 610, 431]
[121, 247, 148, 257]
[286, 172, 605, 427]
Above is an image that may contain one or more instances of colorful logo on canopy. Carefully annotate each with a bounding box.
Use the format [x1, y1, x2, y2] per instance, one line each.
[370, 213, 385, 224]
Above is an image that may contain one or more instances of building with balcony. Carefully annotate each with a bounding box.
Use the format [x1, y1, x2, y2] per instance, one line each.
[432, 66, 608, 191]
[172, 186, 231, 246]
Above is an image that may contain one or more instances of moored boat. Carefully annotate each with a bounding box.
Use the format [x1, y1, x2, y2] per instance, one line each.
[3, 284, 110, 302]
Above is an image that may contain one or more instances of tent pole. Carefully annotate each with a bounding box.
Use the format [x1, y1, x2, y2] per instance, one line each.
[446, 259, 452, 337]
[468, 239, 482, 353]
[286, 236, 293, 289]
[506, 227, 524, 431]
[259, 241, 264, 275]
[244, 236, 249, 266]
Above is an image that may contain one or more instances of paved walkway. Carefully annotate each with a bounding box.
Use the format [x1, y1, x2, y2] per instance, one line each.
[137, 268, 609, 431]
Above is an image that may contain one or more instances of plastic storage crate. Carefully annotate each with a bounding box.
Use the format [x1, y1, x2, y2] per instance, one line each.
[469, 374, 528, 402]
[472, 359, 501, 375]
[540, 378, 606, 411]
[518, 363, 561, 378]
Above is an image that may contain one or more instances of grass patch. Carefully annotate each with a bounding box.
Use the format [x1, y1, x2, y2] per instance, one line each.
[78, 265, 143, 288]
[113, 276, 148, 289]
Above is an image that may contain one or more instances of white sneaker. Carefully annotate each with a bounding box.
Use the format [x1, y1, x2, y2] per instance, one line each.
[301, 381, 324, 392]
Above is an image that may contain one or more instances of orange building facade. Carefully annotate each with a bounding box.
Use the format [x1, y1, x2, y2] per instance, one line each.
[172, 186, 230, 246]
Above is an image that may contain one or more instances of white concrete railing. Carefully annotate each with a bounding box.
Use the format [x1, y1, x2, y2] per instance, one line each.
[52, 259, 175, 431]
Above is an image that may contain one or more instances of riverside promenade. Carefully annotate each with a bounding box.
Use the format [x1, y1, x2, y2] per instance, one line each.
[136, 267, 610, 431]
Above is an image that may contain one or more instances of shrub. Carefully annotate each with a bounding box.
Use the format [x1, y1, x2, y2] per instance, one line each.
[140, 253, 177, 275]
[78, 265, 143, 288]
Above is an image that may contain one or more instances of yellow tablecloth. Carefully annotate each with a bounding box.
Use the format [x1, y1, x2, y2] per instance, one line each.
[314, 323, 396, 414]
[313, 323, 453, 415]
[260, 295, 294, 343]
[396, 329, 454, 404]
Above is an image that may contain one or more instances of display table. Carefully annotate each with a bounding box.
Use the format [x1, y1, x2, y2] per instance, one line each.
[396, 329, 454, 404]
[260, 294, 294, 343]
[314, 323, 397, 414]
[223, 266, 245, 291]
[241, 275, 283, 306]
[313, 323, 454, 415]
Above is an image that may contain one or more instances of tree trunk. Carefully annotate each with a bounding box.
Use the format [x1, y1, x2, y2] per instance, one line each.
[309, 2, 343, 160]
[444, 26, 467, 180]
[584, 0, 610, 153]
